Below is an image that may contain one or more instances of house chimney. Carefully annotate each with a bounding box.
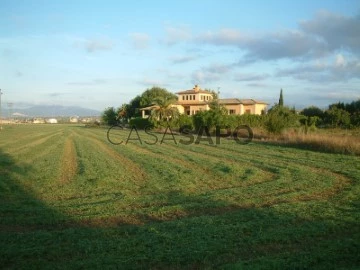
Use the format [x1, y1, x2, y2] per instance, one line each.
[193, 84, 200, 92]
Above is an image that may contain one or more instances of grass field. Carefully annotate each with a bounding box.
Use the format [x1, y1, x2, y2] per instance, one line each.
[0, 124, 359, 269]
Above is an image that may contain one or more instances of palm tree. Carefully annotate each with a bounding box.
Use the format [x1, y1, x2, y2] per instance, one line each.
[150, 96, 179, 123]
[117, 104, 128, 120]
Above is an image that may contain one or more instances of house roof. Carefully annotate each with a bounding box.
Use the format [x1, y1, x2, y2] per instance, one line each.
[239, 99, 268, 105]
[176, 89, 212, 95]
[176, 84, 213, 95]
[218, 98, 268, 105]
[218, 98, 242, 104]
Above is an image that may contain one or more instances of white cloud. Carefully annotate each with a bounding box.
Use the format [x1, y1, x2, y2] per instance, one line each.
[164, 25, 191, 46]
[276, 57, 360, 82]
[191, 70, 221, 84]
[86, 40, 113, 53]
[196, 28, 249, 46]
[197, 28, 326, 62]
[73, 36, 114, 53]
[203, 63, 231, 74]
[335, 54, 346, 67]
[137, 78, 169, 87]
[300, 10, 360, 53]
[169, 55, 198, 64]
[233, 73, 269, 81]
[190, 11, 359, 63]
[67, 79, 107, 86]
[129, 33, 150, 50]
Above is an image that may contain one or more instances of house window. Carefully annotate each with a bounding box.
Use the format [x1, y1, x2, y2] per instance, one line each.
[182, 96, 185, 100]
[229, 109, 235, 115]
[193, 95, 195, 100]
[245, 109, 251, 114]
[186, 95, 188, 100]
[189, 95, 192, 100]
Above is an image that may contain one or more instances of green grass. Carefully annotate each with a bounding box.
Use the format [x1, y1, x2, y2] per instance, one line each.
[0, 124, 359, 269]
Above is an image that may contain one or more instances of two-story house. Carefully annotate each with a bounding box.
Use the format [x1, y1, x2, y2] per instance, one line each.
[140, 85, 268, 118]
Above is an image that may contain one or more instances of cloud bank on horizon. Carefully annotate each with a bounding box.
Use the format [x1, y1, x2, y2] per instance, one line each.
[0, 0, 359, 110]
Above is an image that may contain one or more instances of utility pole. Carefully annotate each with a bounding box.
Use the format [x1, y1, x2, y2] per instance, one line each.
[0, 89, 2, 130]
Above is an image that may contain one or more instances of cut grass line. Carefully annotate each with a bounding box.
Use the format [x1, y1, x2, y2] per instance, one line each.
[59, 136, 78, 184]
[80, 134, 148, 184]
[161, 142, 353, 203]
[124, 142, 216, 178]
[160, 142, 276, 182]
[8, 131, 63, 155]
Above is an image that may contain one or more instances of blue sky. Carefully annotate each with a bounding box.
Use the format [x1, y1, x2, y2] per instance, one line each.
[1, 0, 359, 111]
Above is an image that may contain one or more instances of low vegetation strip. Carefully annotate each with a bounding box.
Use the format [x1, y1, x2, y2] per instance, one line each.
[84, 134, 148, 184]
[279, 132, 360, 155]
[59, 135, 78, 183]
[0, 125, 359, 269]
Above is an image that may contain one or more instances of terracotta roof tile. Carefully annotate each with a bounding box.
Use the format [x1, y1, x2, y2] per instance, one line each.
[218, 98, 268, 105]
[176, 89, 212, 94]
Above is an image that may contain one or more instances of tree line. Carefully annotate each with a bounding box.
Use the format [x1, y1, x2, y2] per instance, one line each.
[102, 87, 360, 134]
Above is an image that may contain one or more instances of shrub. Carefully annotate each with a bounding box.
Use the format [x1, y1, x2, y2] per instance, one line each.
[232, 114, 265, 128]
[177, 114, 194, 130]
[350, 112, 360, 127]
[324, 107, 351, 128]
[192, 110, 228, 132]
[264, 105, 299, 134]
[129, 117, 152, 129]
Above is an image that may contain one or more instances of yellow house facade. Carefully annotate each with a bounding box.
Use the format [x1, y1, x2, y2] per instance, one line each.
[175, 85, 214, 115]
[140, 85, 268, 118]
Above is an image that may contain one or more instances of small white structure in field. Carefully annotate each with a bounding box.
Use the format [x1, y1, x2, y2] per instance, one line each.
[81, 117, 92, 123]
[46, 118, 58, 124]
[70, 116, 79, 123]
[33, 118, 45, 124]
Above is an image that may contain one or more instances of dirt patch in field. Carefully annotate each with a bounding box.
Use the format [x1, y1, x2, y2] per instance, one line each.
[59, 136, 78, 183]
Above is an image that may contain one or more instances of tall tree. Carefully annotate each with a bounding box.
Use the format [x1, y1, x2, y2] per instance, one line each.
[140, 87, 177, 107]
[117, 103, 128, 120]
[126, 95, 142, 118]
[301, 106, 324, 118]
[278, 89, 284, 106]
[102, 107, 117, 125]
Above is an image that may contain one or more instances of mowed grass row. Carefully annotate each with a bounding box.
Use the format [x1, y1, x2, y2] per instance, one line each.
[0, 124, 359, 269]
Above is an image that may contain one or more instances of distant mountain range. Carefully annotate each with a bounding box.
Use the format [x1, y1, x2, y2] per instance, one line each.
[10, 105, 101, 117]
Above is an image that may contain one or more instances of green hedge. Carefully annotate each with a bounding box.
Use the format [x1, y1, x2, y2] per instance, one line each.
[129, 117, 152, 129]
